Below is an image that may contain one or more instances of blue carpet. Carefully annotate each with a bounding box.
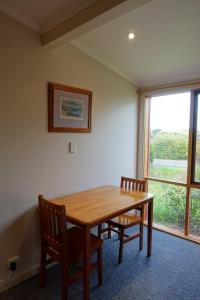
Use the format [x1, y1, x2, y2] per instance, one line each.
[1, 229, 200, 300]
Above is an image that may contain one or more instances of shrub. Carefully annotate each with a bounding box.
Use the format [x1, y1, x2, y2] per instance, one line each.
[152, 183, 185, 227]
[164, 185, 185, 227]
[151, 183, 200, 235]
[195, 139, 200, 163]
[150, 143, 154, 163]
[152, 133, 188, 160]
[190, 189, 200, 235]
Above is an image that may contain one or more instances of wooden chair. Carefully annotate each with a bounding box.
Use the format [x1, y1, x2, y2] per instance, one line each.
[98, 177, 146, 264]
[38, 195, 103, 300]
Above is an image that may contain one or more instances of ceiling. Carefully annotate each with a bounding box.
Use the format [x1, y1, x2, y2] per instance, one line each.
[72, 0, 200, 87]
[0, 0, 200, 87]
[0, 0, 96, 33]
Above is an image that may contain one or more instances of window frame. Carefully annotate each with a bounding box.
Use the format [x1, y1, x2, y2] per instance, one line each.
[144, 88, 200, 240]
[191, 90, 200, 184]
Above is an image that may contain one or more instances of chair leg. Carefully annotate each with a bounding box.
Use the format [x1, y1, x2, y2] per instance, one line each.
[40, 248, 46, 288]
[108, 225, 112, 239]
[140, 206, 144, 250]
[118, 231, 120, 240]
[97, 248, 103, 285]
[98, 224, 102, 238]
[139, 222, 144, 250]
[118, 228, 124, 264]
[62, 265, 68, 300]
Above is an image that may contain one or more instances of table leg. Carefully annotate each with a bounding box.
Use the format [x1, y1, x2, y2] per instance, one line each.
[83, 226, 90, 300]
[147, 198, 153, 257]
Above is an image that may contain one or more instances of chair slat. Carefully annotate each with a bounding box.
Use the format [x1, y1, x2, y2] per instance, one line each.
[120, 176, 146, 192]
[102, 176, 146, 264]
[38, 195, 103, 299]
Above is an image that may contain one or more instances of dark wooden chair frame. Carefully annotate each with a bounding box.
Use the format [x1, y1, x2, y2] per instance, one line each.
[39, 195, 103, 300]
[98, 177, 146, 264]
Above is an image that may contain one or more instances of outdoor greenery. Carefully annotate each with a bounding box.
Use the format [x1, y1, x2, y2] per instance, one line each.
[190, 189, 200, 235]
[149, 165, 187, 182]
[149, 182, 185, 231]
[151, 131, 188, 161]
[149, 130, 200, 236]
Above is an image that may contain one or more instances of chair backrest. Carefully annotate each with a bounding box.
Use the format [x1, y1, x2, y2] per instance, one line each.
[38, 195, 67, 254]
[120, 176, 146, 192]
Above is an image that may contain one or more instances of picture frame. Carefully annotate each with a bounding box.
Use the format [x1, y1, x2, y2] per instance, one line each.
[48, 82, 92, 133]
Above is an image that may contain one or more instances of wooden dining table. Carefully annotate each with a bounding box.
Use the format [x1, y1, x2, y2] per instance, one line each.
[51, 185, 154, 300]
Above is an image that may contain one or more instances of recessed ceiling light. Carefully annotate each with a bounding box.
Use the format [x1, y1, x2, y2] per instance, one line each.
[128, 32, 135, 40]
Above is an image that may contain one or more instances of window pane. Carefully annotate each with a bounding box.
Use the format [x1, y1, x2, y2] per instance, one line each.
[149, 93, 190, 183]
[148, 181, 185, 232]
[190, 189, 200, 237]
[194, 94, 200, 182]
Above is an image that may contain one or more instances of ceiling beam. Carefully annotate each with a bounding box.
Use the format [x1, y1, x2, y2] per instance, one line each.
[42, 0, 153, 48]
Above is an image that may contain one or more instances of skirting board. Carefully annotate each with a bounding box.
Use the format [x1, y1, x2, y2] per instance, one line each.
[0, 262, 56, 294]
[0, 224, 93, 294]
[0, 264, 40, 293]
[0, 226, 106, 294]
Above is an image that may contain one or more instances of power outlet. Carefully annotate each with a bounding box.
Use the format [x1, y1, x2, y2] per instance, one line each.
[8, 256, 19, 271]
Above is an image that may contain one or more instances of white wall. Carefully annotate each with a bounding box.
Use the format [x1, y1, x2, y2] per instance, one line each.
[0, 11, 138, 289]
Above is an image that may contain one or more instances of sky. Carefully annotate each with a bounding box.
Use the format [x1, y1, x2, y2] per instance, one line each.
[150, 92, 191, 131]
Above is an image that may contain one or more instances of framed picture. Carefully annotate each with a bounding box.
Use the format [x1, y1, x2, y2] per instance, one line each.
[48, 82, 92, 133]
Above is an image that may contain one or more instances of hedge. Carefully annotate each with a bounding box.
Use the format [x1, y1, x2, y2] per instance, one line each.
[152, 133, 188, 160]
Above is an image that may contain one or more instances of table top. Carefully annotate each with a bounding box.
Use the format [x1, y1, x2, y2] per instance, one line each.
[50, 185, 153, 226]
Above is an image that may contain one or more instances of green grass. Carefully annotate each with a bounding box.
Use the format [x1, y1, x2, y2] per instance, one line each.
[149, 165, 187, 182]
[194, 165, 200, 182]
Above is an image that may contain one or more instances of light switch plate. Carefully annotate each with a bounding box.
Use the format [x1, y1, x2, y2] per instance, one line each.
[69, 141, 78, 153]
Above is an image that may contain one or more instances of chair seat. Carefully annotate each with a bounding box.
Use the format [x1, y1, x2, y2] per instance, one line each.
[107, 211, 142, 228]
[68, 227, 103, 261]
